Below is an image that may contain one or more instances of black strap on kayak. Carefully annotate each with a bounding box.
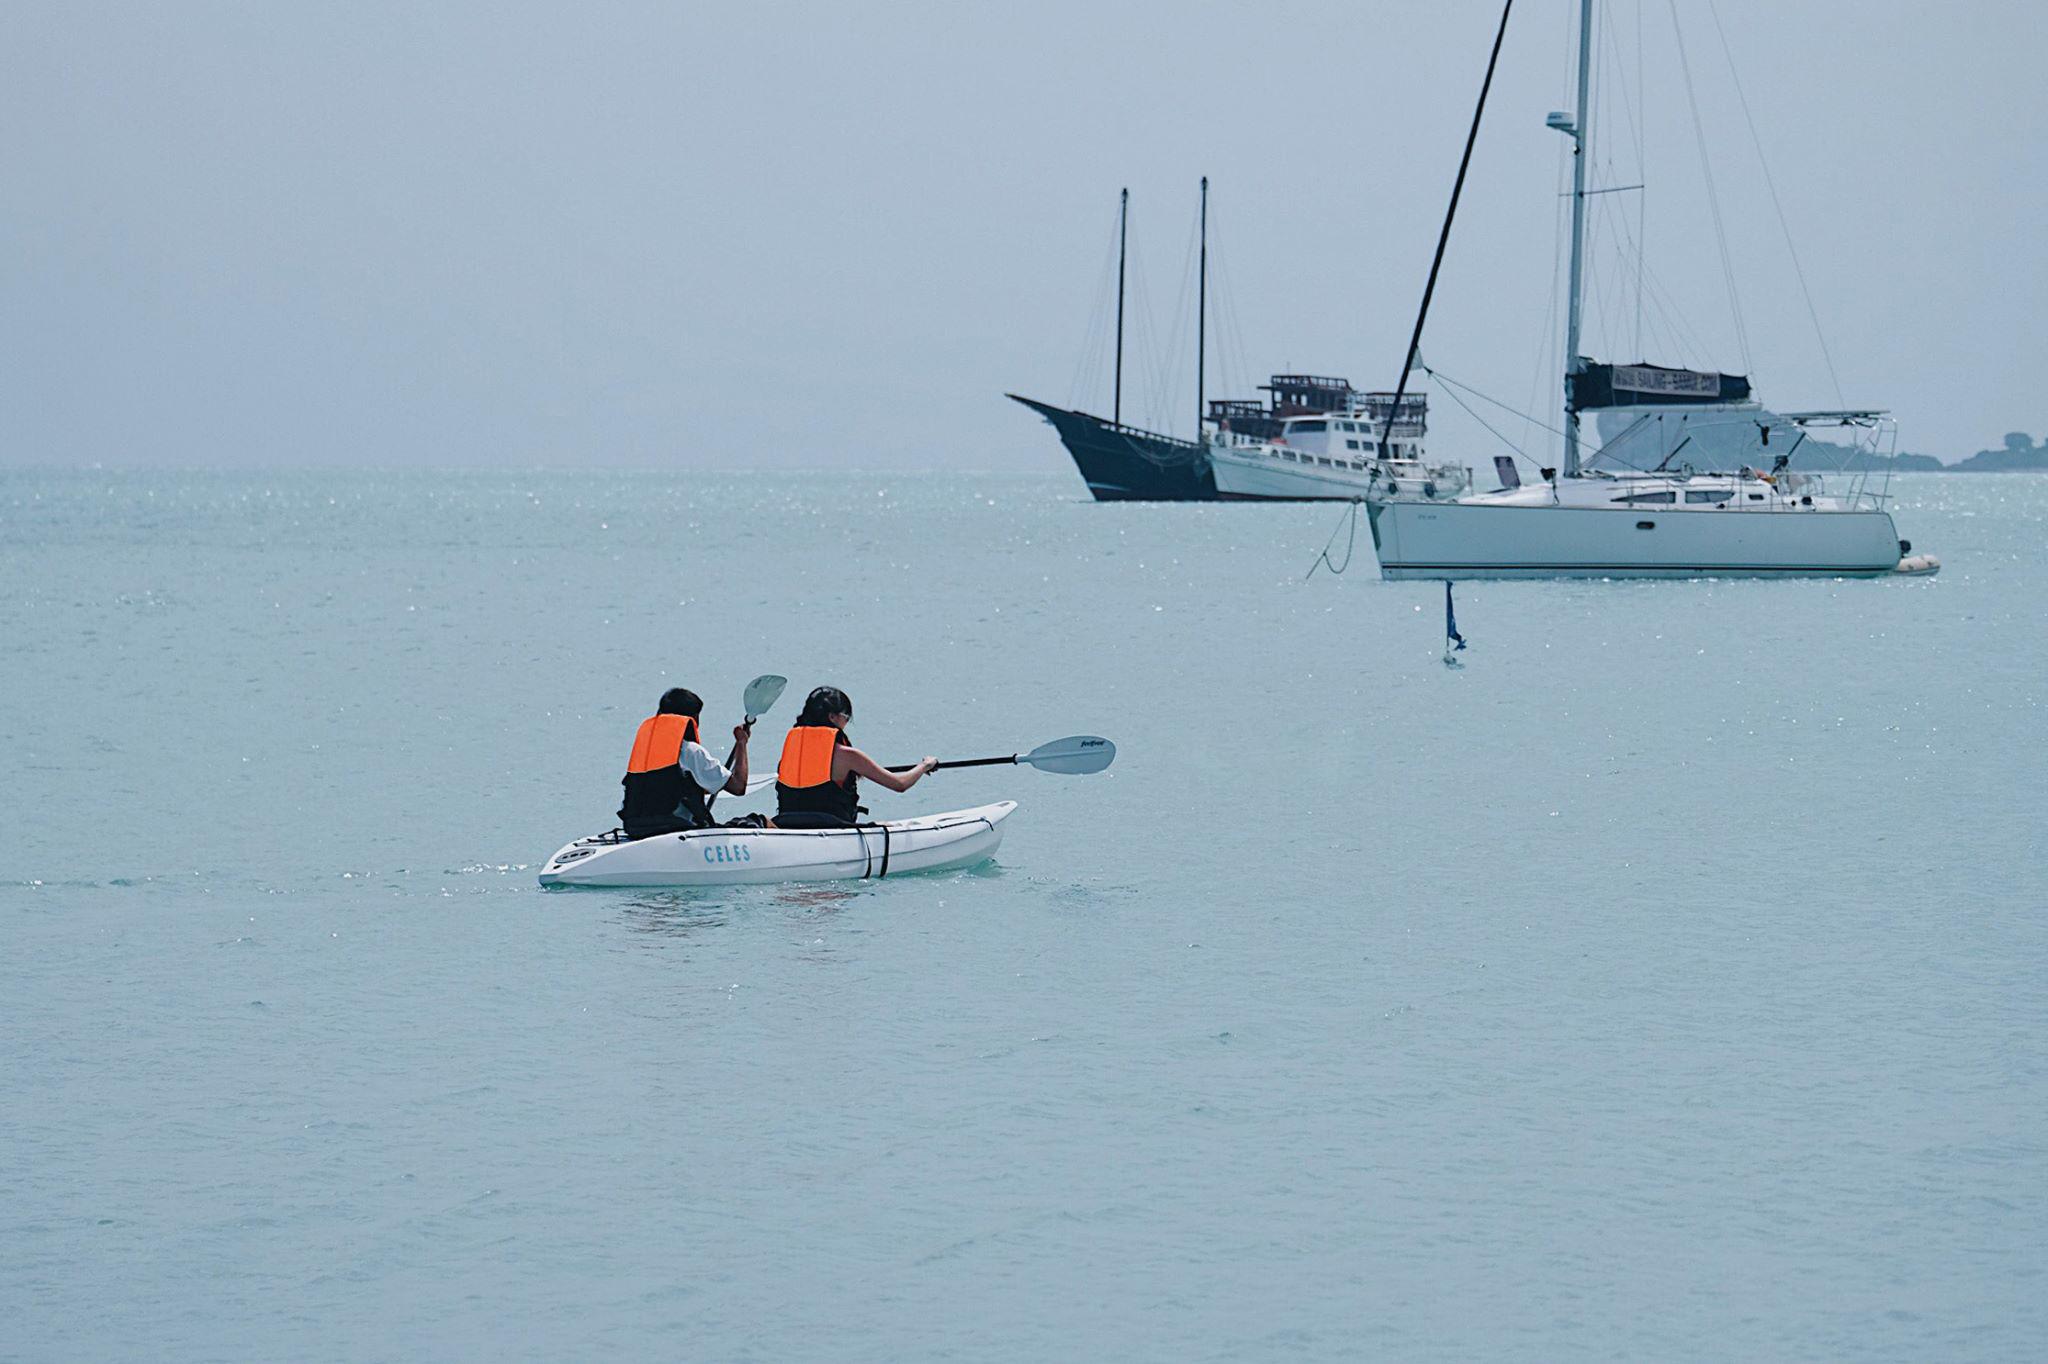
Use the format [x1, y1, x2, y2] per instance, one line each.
[856, 823, 893, 880]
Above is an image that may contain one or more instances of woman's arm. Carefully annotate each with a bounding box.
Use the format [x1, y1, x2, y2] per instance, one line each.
[838, 745, 935, 794]
[721, 722, 752, 796]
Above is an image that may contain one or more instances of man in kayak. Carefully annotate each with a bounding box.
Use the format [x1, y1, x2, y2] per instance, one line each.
[772, 685, 936, 828]
[620, 687, 753, 839]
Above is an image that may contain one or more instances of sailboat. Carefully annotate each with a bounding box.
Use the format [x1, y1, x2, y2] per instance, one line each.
[1365, 0, 1935, 580]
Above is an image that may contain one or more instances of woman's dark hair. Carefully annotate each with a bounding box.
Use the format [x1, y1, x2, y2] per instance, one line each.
[798, 685, 852, 726]
[657, 687, 703, 717]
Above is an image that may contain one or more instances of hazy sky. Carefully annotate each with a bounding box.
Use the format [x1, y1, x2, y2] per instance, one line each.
[5, 1, 2043, 470]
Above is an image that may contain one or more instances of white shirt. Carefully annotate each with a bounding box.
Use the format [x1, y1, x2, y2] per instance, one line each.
[677, 739, 733, 794]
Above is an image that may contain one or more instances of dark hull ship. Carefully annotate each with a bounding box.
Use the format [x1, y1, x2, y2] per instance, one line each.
[1008, 373, 1373, 502]
[1012, 181, 1377, 503]
[1004, 396, 1212, 501]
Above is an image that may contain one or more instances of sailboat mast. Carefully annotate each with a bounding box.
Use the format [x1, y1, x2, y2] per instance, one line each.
[1378, 0, 1517, 456]
[1196, 176, 1208, 444]
[1562, 0, 1595, 477]
[1114, 188, 1128, 429]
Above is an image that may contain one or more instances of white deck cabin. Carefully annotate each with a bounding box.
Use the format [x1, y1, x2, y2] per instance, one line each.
[1207, 393, 1473, 501]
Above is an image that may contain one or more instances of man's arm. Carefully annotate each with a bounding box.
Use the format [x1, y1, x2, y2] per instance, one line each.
[721, 721, 752, 796]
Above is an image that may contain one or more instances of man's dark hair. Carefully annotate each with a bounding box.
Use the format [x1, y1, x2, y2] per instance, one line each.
[657, 687, 703, 718]
[797, 685, 852, 726]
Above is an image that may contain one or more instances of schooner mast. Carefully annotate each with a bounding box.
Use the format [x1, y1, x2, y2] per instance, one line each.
[1196, 176, 1208, 443]
[1114, 188, 1127, 429]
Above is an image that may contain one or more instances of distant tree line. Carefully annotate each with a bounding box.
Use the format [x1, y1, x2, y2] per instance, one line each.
[1947, 432, 2048, 471]
[1785, 430, 2046, 472]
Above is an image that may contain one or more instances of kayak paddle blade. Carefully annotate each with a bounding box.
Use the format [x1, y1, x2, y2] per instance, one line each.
[743, 674, 788, 720]
[1022, 735, 1115, 775]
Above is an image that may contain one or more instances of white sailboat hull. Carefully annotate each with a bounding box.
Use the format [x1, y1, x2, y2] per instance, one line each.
[1367, 500, 1904, 579]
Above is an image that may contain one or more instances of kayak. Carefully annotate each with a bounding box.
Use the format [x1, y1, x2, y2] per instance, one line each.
[537, 801, 1017, 888]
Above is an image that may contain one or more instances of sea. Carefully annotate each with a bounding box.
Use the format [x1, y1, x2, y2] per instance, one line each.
[4, 468, 2043, 1362]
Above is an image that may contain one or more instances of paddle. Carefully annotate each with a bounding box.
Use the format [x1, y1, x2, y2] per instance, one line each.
[889, 735, 1116, 776]
[712, 675, 786, 808]
[742, 674, 787, 725]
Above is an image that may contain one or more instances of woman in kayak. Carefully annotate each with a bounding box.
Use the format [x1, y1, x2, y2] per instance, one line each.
[772, 685, 936, 828]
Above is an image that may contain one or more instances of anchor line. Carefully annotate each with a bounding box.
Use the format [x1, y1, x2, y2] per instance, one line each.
[1304, 499, 1363, 579]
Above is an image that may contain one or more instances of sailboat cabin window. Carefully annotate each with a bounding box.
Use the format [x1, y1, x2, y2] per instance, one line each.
[1685, 489, 1734, 504]
[1616, 491, 1676, 504]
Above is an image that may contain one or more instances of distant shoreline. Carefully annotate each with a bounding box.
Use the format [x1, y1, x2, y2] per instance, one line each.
[1901, 433, 2048, 472]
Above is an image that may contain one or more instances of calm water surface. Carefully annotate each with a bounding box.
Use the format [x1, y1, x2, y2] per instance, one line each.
[4, 470, 2043, 1361]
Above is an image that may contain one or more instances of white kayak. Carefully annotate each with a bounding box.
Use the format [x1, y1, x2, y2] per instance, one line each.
[537, 801, 1017, 888]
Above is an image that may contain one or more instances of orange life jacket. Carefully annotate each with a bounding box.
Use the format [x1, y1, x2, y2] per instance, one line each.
[777, 725, 842, 788]
[776, 725, 859, 823]
[620, 713, 710, 838]
[626, 712, 699, 773]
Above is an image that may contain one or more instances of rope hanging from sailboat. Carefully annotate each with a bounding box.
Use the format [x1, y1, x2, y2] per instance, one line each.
[1304, 499, 1363, 581]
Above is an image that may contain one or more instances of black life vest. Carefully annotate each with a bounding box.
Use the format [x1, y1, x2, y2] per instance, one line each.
[619, 713, 715, 838]
[775, 725, 860, 824]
